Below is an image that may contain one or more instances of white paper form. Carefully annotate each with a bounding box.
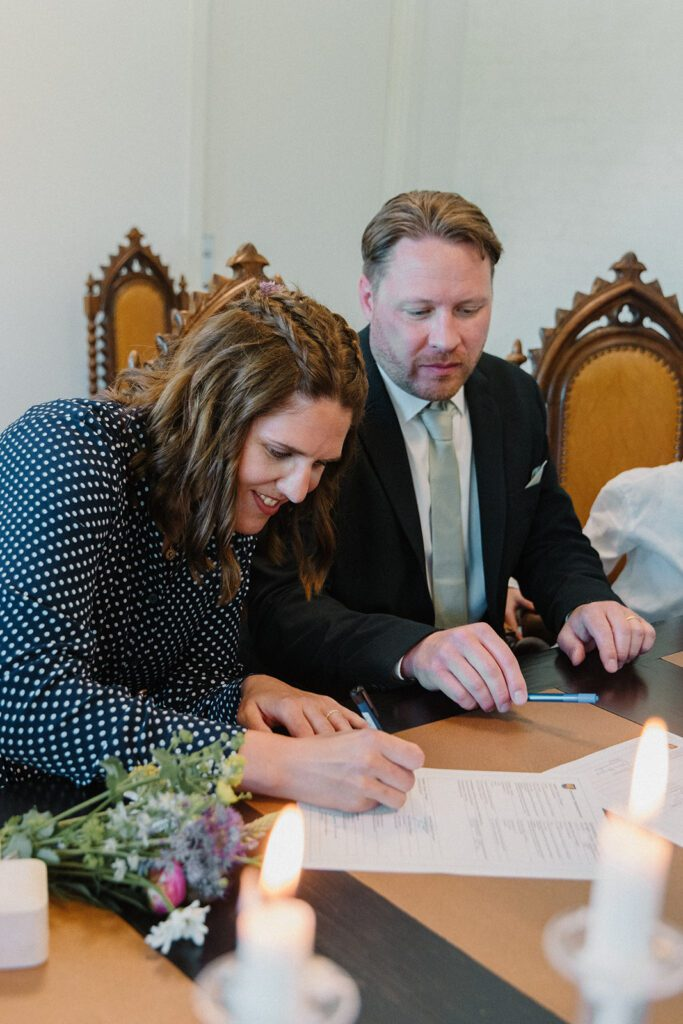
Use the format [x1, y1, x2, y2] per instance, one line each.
[544, 732, 683, 847]
[302, 768, 604, 879]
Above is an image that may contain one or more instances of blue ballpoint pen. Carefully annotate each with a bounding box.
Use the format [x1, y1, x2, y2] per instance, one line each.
[528, 693, 599, 704]
[350, 686, 382, 729]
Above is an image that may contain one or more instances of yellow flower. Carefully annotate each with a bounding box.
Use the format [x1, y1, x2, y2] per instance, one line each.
[215, 779, 237, 805]
[129, 764, 160, 781]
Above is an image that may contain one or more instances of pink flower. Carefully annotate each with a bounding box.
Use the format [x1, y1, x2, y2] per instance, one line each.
[258, 280, 284, 297]
[148, 861, 187, 915]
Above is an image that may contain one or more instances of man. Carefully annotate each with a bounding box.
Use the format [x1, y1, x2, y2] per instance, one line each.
[247, 191, 654, 713]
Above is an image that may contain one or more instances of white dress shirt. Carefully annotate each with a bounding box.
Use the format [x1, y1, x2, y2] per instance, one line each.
[378, 366, 487, 623]
[583, 461, 683, 623]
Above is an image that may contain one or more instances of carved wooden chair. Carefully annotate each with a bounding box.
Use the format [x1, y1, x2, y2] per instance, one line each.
[85, 228, 189, 394]
[86, 234, 274, 393]
[511, 253, 683, 525]
[162, 242, 275, 349]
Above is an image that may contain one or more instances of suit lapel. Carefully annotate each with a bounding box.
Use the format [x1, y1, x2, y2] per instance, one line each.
[466, 362, 506, 615]
[359, 330, 426, 572]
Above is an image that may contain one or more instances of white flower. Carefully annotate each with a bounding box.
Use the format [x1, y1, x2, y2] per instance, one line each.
[145, 900, 210, 955]
[147, 791, 184, 817]
[132, 810, 153, 845]
[126, 851, 140, 871]
[112, 858, 127, 882]
[102, 837, 117, 854]
[107, 803, 133, 834]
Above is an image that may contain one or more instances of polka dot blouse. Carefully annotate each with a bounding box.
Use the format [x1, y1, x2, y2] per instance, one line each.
[0, 399, 256, 786]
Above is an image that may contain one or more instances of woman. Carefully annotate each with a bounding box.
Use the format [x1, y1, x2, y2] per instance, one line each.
[0, 285, 422, 811]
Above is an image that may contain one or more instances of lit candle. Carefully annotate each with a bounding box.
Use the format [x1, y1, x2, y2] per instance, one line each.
[231, 805, 316, 1024]
[584, 718, 673, 978]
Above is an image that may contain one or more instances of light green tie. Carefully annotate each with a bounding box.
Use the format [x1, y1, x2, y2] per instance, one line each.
[420, 401, 469, 628]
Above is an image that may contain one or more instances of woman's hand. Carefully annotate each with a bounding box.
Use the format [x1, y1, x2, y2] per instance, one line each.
[238, 674, 366, 736]
[504, 585, 536, 640]
[240, 729, 425, 812]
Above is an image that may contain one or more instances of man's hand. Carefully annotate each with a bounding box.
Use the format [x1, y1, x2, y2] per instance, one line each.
[401, 623, 528, 712]
[238, 674, 366, 736]
[504, 585, 536, 639]
[557, 601, 656, 672]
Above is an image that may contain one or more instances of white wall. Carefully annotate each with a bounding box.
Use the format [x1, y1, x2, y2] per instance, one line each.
[203, 0, 395, 335]
[0, 0, 200, 429]
[2, 0, 682, 430]
[446, 0, 683, 357]
[204, 0, 683, 355]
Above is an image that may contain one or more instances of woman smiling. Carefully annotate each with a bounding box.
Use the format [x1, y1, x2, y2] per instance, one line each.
[0, 285, 422, 811]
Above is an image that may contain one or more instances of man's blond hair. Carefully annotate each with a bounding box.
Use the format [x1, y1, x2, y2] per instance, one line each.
[361, 190, 502, 285]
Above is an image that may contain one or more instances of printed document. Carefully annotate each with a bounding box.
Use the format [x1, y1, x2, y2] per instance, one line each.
[545, 731, 683, 847]
[302, 768, 604, 879]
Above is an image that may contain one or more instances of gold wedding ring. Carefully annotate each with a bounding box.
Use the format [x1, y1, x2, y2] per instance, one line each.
[625, 615, 639, 622]
[325, 709, 342, 720]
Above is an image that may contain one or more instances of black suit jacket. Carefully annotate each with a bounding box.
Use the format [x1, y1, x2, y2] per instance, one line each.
[247, 329, 617, 698]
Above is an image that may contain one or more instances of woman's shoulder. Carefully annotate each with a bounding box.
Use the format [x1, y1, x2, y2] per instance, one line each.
[11, 396, 131, 430]
[4, 397, 141, 450]
[0, 398, 145, 482]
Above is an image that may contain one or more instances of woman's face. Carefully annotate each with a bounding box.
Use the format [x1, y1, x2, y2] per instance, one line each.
[235, 394, 352, 535]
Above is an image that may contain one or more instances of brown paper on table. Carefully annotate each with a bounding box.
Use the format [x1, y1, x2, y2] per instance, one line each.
[352, 703, 683, 1024]
[0, 899, 196, 1024]
[663, 649, 683, 668]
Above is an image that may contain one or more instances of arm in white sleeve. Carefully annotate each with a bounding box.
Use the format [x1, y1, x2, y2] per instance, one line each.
[583, 479, 632, 576]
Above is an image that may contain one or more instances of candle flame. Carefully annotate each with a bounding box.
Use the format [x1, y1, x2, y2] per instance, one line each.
[260, 804, 305, 898]
[628, 717, 669, 823]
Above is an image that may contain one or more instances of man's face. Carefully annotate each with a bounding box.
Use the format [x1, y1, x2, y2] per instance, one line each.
[359, 236, 493, 401]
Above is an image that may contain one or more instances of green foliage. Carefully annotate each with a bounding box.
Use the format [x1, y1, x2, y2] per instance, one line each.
[0, 733, 269, 928]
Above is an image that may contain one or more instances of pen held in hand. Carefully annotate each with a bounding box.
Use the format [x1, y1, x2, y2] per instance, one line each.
[350, 686, 382, 729]
[527, 693, 599, 704]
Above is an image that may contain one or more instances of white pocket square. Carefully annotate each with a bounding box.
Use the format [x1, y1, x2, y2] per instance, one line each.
[524, 460, 547, 489]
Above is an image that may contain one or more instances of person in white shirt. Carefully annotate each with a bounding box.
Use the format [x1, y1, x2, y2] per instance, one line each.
[583, 461, 683, 623]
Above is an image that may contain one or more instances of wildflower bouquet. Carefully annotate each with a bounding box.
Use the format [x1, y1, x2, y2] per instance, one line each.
[0, 731, 274, 953]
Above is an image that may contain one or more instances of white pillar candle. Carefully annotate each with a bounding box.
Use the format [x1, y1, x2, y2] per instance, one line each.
[583, 718, 673, 980]
[0, 858, 49, 969]
[230, 805, 316, 1024]
[584, 813, 672, 974]
[234, 896, 316, 1022]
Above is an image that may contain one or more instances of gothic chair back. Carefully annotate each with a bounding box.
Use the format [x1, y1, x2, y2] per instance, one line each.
[163, 242, 274, 347]
[528, 254, 683, 524]
[85, 234, 275, 392]
[85, 228, 189, 394]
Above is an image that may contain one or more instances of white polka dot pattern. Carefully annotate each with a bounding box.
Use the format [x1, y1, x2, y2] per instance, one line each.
[0, 399, 255, 786]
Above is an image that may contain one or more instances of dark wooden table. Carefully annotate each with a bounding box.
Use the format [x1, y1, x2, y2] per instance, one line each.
[302, 616, 683, 1023]
[371, 615, 683, 738]
[2, 617, 682, 1023]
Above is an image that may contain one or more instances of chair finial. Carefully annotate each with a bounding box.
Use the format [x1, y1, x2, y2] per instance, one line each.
[612, 252, 647, 281]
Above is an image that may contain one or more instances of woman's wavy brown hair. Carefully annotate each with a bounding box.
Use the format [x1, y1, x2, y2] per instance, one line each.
[110, 285, 367, 603]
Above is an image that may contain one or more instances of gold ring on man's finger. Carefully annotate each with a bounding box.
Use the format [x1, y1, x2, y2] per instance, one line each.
[325, 709, 342, 720]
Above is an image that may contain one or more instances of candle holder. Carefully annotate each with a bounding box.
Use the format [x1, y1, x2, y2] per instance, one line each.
[543, 907, 683, 1024]
[194, 952, 361, 1024]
